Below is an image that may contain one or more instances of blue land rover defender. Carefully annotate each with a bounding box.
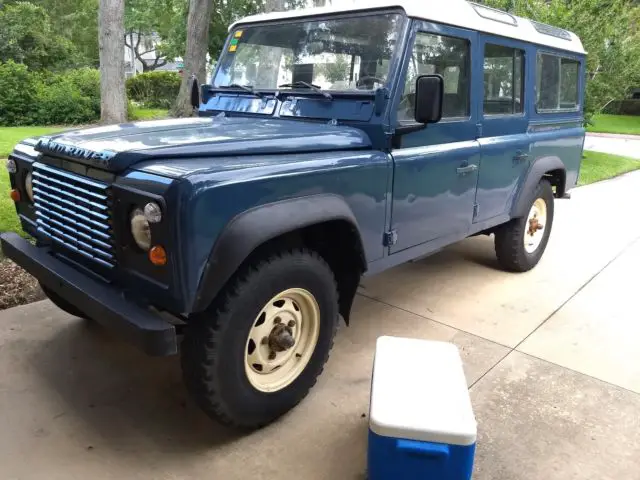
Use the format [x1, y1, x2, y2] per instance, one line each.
[2, 0, 586, 428]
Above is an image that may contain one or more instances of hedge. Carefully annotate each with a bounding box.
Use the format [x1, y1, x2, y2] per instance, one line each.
[0, 61, 101, 126]
[602, 99, 640, 116]
[126, 71, 180, 109]
[0, 61, 38, 126]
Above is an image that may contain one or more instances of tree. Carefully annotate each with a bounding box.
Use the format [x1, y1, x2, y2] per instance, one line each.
[98, 0, 127, 123]
[172, 0, 213, 116]
[0, 2, 79, 70]
[124, 0, 183, 72]
[1, 0, 100, 67]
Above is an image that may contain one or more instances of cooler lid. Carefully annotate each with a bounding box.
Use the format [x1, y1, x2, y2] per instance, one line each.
[369, 336, 477, 446]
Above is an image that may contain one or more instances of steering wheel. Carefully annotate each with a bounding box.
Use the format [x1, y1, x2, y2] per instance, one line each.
[356, 76, 385, 89]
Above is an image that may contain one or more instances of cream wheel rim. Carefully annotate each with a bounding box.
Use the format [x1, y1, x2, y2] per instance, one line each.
[524, 198, 547, 253]
[244, 288, 320, 393]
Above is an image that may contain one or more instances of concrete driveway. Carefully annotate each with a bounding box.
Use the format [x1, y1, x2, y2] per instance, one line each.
[1, 171, 640, 479]
[584, 132, 640, 159]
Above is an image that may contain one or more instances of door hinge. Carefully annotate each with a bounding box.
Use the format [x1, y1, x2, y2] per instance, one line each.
[475, 122, 483, 139]
[383, 229, 398, 247]
[473, 203, 479, 219]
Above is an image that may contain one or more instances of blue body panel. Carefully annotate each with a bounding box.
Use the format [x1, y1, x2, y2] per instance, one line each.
[388, 21, 481, 253]
[368, 430, 475, 480]
[38, 116, 373, 166]
[390, 142, 480, 252]
[165, 150, 390, 309]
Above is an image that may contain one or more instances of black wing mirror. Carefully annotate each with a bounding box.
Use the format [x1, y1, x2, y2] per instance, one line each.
[414, 74, 444, 124]
[190, 75, 200, 109]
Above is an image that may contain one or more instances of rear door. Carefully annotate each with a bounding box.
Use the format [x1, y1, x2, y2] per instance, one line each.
[388, 22, 480, 254]
[474, 35, 532, 223]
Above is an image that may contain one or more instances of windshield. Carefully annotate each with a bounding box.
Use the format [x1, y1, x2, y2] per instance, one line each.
[213, 13, 404, 92]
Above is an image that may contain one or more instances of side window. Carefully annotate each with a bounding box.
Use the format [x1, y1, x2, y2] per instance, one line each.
[483, 44, 524, 115]
[536, 53, 580, 112]
[397, 32, 470, 123]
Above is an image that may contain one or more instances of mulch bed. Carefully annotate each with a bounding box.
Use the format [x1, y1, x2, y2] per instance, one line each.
[0, 257, 45, 310]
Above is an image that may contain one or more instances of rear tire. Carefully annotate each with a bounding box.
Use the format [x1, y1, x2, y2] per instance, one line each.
[495, 179, 554, 272]
[180, 248, 339, 429]
[40, 284, 87, 318]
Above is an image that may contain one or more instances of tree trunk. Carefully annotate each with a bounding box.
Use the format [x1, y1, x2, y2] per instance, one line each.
[172, 0, 213, 117]
[98, 0, 127, 124]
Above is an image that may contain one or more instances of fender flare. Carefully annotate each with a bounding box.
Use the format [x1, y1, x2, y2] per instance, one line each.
[511, 156, 566, 218]
[191, 194, 366, 313]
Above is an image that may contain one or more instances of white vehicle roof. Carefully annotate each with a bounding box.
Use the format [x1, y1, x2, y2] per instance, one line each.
[231, 0, 585, 55]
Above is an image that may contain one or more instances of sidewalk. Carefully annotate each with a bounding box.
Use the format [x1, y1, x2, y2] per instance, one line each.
[587, 131, 640, 140]
[584, 132, 640, 159]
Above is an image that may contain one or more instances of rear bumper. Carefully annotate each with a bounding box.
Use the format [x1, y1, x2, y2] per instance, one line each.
[0, 232, 177, 356]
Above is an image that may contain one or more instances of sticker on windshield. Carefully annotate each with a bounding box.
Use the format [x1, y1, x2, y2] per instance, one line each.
[234, 30, 243, 38]
[228, 37, 240, 52]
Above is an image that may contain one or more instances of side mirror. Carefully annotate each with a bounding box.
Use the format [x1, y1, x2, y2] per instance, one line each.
[190, 75, 200, 109]
[414, 74, 443, 124]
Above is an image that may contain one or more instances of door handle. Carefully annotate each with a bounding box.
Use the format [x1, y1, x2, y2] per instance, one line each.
[456, 164, 478, 175]
[513, 151, 529, 163]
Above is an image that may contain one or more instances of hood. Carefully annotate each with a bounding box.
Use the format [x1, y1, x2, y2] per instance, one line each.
[32, 116, 372, 173]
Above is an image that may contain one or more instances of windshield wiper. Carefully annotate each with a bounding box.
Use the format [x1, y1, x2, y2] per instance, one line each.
[278, 81, 332, 100]
[216, 84, 266, 99]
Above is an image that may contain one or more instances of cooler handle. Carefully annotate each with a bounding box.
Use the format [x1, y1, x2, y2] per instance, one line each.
[395, 439, 450, 458]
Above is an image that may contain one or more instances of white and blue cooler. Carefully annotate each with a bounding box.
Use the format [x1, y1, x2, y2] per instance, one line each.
[367, 336, 477, 480]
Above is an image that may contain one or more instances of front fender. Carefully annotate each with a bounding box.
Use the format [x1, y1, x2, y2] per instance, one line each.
[191, 194, 365, 313]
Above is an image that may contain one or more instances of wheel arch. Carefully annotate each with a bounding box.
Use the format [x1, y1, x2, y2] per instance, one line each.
[512, 156, 566, 218]
[191, 194, 367, 322]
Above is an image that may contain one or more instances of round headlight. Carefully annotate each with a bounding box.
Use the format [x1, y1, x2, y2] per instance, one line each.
[144, 201, 162, 223]
[130, 208, 151, 251]
[24, 171, 34, 202]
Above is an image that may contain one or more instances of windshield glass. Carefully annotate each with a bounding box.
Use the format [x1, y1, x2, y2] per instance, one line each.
[213, 13, 404, 92]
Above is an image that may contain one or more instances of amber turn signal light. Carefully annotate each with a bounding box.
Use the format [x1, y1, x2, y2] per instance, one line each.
[148, 245, 167, 266]
[9, 189, 20, 202]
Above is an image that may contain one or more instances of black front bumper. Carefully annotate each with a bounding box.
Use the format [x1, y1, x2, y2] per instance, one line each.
[0, 233, 177, 356]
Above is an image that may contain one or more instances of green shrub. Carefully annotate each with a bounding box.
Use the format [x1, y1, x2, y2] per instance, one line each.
[64, 68, 101, 107]
[0, 61, 38, 126]
[127, 71, 181, 109]
[34, 77, 99, 125]
[603, 99, 640, 116]
[0, 62, 101, 126]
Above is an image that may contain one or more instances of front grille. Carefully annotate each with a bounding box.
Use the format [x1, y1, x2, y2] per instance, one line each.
[32, 162, 116, 268]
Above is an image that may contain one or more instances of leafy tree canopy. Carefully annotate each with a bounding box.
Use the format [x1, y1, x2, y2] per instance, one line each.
[0, 1, 81, 70]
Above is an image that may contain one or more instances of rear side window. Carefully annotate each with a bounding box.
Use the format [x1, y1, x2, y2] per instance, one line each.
[483, 43, 524, 115]
[536, 53, 580, 112]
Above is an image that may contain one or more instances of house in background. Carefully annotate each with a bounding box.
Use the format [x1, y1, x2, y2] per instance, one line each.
[124, 32, 183, 78]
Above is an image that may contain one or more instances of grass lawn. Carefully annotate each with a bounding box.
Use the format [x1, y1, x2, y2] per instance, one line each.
[587, 114, 640, 136]
[0, 108, 169, 157]
[578, 151, 640, 185]
[0, 170, 22, 239]
[129, 107, 169, 121]
[0, 126, 65, 158]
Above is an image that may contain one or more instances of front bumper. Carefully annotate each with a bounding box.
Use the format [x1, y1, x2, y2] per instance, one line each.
[0, 233, 177, 356]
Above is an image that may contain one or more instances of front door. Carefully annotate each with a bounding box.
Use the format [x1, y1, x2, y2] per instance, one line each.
[474, 35, 531, 223]
[389, 22, 480, 254]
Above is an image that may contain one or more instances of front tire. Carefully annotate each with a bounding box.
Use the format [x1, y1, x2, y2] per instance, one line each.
[495, 179, 555, 272]
[181, 248, 339, 429]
